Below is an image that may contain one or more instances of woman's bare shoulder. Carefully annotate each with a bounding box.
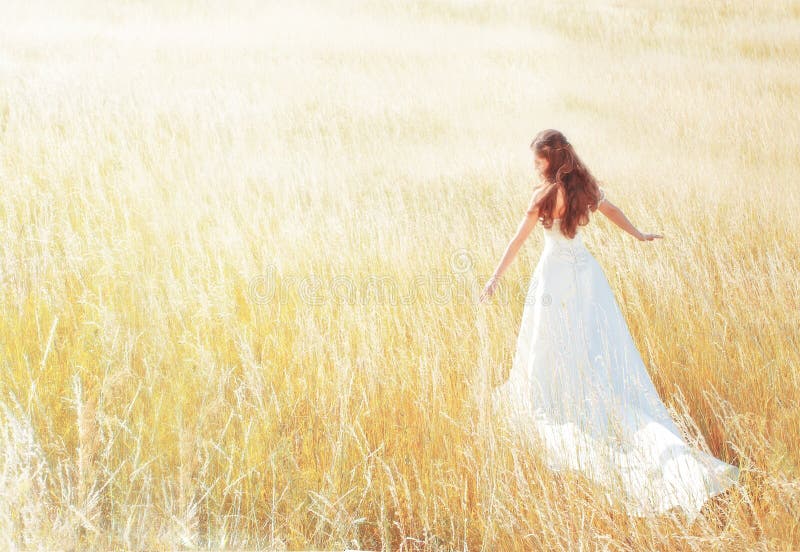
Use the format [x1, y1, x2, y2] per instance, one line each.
[533, 182, 549, 197]
[594, 185, 616, 216]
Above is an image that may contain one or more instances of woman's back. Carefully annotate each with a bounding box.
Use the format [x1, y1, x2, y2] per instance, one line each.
[551, 186, 568, 220]
[537, 186, 600, 241]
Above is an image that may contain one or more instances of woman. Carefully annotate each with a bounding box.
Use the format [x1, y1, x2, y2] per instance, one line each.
[479, 129, 739, 521]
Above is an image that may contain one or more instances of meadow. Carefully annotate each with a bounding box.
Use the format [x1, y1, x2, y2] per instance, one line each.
[1, 0, 798, 549]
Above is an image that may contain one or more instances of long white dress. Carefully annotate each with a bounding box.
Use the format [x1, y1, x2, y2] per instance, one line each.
[490, 188, 739, 522]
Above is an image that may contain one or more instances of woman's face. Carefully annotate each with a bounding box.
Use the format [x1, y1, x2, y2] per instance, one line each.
[534, 152, 549, 178]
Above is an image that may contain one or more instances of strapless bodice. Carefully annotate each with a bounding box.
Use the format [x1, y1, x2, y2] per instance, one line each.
[540, 219, 591, 264]
[540, 218, 583, 242]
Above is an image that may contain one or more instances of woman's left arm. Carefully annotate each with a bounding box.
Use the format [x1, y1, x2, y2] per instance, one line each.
[479, 192, 540, 303]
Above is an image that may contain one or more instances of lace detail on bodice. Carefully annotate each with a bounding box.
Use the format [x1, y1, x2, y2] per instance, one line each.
[540, 219, 592, 265]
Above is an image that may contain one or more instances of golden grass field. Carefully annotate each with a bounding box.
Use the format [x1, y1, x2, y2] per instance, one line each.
[1, 0, 799, 549]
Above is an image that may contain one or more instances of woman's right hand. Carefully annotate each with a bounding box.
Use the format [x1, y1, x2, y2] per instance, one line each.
[637, 231, 663, 241]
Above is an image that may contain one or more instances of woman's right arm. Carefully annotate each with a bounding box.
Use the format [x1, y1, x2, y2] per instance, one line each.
[597, 197, 663, 241]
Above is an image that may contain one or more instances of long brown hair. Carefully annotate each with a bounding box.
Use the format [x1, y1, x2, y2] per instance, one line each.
[527, 129, 603, 239]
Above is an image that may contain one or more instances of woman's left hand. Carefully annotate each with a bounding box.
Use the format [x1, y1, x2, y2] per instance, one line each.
[479, 277, 500, 304]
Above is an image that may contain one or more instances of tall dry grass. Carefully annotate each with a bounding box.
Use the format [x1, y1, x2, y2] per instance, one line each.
[0, 0, 798, 549]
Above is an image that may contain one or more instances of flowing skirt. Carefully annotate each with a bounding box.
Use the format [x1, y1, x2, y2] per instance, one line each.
[491, 241, 739, 521]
